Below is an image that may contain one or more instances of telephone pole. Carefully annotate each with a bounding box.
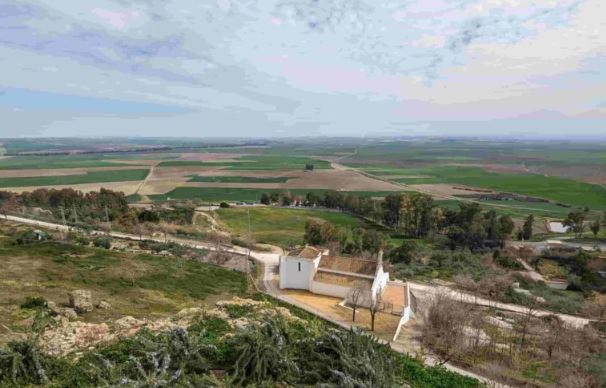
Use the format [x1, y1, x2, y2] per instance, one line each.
[104, 205, 111, 234]
[60, 207, 67, 239]
[246, 208, 251, 276]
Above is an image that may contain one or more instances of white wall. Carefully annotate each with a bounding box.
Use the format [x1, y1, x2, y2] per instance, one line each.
[370, 266, 389, 302]
[279, 256, 317, 290]
[310, 281, 351, 299]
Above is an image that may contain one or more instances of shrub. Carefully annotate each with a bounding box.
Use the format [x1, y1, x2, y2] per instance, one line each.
[20, 296, 48, 310]
[219, 202, 230, 208]
[93, 237, 111, 249]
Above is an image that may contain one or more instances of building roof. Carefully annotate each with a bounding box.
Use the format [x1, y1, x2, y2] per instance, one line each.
[289, 246, 322, 260]
[313, 271, 373, 288]
[318, 255, 377, 276]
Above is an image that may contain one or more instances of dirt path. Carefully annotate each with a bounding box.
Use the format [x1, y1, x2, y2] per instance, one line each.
[408, 281, 590, 328]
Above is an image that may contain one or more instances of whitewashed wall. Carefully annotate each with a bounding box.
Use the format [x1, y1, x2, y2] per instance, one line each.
[279, 256, 318, 290]
[310, 281, 351, 299]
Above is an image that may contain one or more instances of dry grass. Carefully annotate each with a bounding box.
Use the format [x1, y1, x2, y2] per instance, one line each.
[282, 289, 401, 339]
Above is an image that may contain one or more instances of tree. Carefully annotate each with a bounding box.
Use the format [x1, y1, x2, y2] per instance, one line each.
[563, 209, 588, 238]
[581, 293, 606, 326]
[522, 214, 534, 240]
[498, 215, 515, 235]
[589, 216, 601, 238]
[260, 193, 270, 205]
[421, 291, 471, 365]
[347, 281, 368, 323]
[369, 289, 384, 332]
[389, 240, 419, 264]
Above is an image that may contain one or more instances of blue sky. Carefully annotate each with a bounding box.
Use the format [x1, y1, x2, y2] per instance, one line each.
[0, 0, 604, 137]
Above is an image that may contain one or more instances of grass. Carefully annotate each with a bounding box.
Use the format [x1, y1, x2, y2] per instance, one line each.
[0, 232, 245, 338]
[149, 187, 401, 202]
[0, 154, 143, 169]
[364, 165, 606, 210]
[188, 175, 291, 183]
[0, 169, 150, 188]
[214, 207, 368, 247]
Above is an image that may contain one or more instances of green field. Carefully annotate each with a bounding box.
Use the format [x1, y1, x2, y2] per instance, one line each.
[0, 154, 144, 169]
[158, 155, 332, 170]
[361, 165, 606, 210]
[188, 175, 290, 183]
[214, 207, 368, 246]
[0, 169, 149, 188]
[150, 187, 402, 202]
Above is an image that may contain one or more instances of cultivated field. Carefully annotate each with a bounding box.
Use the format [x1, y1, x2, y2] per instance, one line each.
[212, 207, 370, 247]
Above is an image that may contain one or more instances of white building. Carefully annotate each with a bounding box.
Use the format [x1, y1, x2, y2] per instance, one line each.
[279, 246, 412, 325]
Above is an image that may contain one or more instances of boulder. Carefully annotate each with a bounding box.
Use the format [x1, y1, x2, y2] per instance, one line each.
[68, 290, 93, 314]
[96, 300, 111, 310]
[57, 308, 78, 320]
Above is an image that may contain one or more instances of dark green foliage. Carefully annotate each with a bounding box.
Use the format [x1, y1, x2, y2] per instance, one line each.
[522, 214, 534, 240]
[219, 201, 230, 208]
[230, 316, 299, 386]
[389, 239, 420, 264]
[20, 296, 48, 310]
[397, 353, 482, 387]
[298, 328, 398, 387]
[0, 304, 481, 387]
[224, 304, 255, 319]
[494, 252, 523, 270]
[92, 236, 111, 249]
[0, 340, 49, 386]
[13, 229, 50, 245]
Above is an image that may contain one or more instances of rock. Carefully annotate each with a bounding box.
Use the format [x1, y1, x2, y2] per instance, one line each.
[96, 300, 111, 310]
[176, 307, 204, 320]
[42, 321, 112, 357]
[47, 301, 60, 314]
[57, 308, 78, 320]
[115, 316, 146, 336]
[68, 290, 93, 314]
[536, 296, 546, 304]
[512, 281, 520, 289]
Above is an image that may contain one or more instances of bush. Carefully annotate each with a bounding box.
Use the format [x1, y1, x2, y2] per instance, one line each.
[93, 236, 111, 249]
[219, 202, 230, 208]
[20, 296, 48, 310]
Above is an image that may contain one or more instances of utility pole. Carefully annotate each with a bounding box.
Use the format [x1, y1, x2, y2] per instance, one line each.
[104, 205, 111, 235]
[72, 203, 78, 226]
[246, 208, 252, 281]
[60, 207, 67, 239]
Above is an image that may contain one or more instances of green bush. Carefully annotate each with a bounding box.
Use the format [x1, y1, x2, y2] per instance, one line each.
[92, 236, 111, 249]
[20, 296, 48, 310]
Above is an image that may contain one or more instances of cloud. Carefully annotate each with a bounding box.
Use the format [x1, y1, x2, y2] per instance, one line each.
[0, 0, 603, 137]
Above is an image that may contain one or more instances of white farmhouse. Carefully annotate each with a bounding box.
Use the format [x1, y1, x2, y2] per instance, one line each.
[279, 246, 412, 325]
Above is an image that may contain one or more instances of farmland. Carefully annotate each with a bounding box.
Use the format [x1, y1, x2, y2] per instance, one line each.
[0, 169, 149, 188]
[1, 138, 605, 220]
[0, 154, 144, 169]
[188, 175, 291, 183]
[357, 165, 606, 210]
[214, 207, 370, 247]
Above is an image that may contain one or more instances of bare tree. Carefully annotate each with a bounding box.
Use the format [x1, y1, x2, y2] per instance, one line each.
[421, 291, 471, 365]
[581, 293, 606, 326]
[347, 281, 368, 323]
[369, 288, 384, 332]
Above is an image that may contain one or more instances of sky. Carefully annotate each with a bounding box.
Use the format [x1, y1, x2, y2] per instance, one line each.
[0, 0, 604, 138]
